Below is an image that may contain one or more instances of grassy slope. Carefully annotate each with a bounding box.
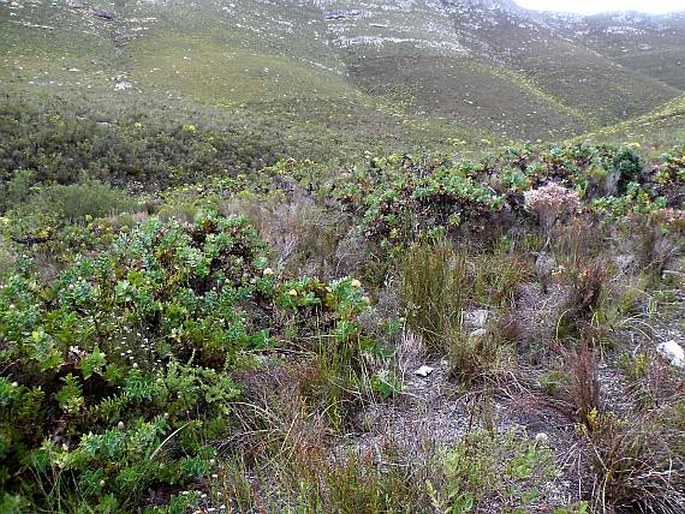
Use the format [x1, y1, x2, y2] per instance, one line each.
[579, 92, 685, 154]
[577, 13, 685, 91]
[450, 8, 684, 126]
[345, 51, 590, 140]
[0, 2, 120, 94]
[2, 0, 685, 155]
[320, 0, 592, 140]
[0, 0, 494, 159]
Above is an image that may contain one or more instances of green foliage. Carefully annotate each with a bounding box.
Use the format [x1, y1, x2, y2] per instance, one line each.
[2, 9, 685, 510]
[31, 181, 138, 222]
[0, 112, 683, 513]
[312, 448, 425, 513]
[399, 240, 517, 381]
[294, 278, 385, 429]
[330, 143, 677, 254]
[428, 428, 558, 513]
[336, 154, 505, 249]
[650, 145, 685, 208]
[0, 100, 280, 201]
[612, 146, 643, 195]
[590, 182, 666, 218]
[0, 210, 376, 511]
[553, 502, 590, 514]
[216, 443, 433, 514]
[370, 369, 403, 401]
[400, 240, 467, 353]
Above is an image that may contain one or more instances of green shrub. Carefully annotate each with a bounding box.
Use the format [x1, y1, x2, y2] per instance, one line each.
[32, 180, 138, 222]
[0, 210, 376, 511]
[612, 146, 643, 195]
[0, 101, 280, 194]
[428, 428, 560, 513]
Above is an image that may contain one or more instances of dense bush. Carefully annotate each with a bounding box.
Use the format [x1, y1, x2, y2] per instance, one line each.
[0, 137, 683, 513]
[649, 145, 685, 208]
[0, 210, 375, 512]
[329, 143, 676, 251]
[612, 146, 643, 195]
[25, 180, 138, 222]
[0, 100, 281, 203]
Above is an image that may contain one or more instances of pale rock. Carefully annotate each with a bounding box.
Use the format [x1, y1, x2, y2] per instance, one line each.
[415, 365, 435, 377]
[534, 251, 556, 275]
[656, 340, 685, 368]
[464, 309, 489, 328]
[614, 254, 636, 273]
[469, 328, 487, 339]
[534, 432, 549, 443]
[114, 81, 132, 90]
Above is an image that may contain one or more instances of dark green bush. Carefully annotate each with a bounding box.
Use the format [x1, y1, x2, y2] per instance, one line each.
[29, 180, 138, 222]
[0, 100, 281, 199]
[612, 146, 643, 195]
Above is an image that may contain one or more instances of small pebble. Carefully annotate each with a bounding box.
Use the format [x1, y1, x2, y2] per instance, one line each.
[415, 365, 435, 377]
[535, 432, 549, 443]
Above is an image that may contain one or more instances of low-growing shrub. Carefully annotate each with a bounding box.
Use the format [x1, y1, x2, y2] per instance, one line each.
[524, 182, 581, 236]
[428, 428, 561, 513]
[446, 325, 513, 385]
[0, 210, 377, 511]
[31, 180, 139, 222]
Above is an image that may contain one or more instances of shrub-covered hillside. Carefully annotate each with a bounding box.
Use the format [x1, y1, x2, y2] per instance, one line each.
[1, 140, 683, 513]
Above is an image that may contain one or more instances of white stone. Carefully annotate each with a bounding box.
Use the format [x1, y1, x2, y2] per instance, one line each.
[470, 328, 487, 339]
[114, 81, 132, 90]
[414, 365, 435, 377]
[535, 432, 549, 443]
[464, 309, 489, 328]
[534, 252, 556, 275]
[614, 254, 636, 272]
[656, 340, 685, 368]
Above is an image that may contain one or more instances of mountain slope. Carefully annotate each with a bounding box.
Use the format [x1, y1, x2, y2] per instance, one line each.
[1, 0, 685, 153]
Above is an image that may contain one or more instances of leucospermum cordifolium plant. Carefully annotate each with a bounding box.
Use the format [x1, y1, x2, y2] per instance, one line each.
[330, 143, 682, 252]
[0, 209, 376, 512]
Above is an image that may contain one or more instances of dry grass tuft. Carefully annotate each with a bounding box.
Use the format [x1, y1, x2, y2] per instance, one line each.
[581, 411, 685, 514]
[564, 341, 604, 428]
[400, 240, 468, 354]
[223, 188, 351, 278]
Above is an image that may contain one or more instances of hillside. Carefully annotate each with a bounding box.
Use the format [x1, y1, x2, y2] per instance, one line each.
[2, 0, 685, 152]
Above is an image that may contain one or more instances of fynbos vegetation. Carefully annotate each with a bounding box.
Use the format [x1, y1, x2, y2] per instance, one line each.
[1, 0, 685, 512]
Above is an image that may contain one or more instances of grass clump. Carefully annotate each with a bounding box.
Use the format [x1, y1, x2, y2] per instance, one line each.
[580, 412, 685, 514]
[400, 240, 468, 353]
[399, 239, 522, 382]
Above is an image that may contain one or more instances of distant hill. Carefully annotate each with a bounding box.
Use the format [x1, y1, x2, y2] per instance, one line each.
[1, 0, 684, 154]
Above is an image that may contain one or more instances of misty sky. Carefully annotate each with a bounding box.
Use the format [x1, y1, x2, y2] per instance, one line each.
[515, 0, 685, 14]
